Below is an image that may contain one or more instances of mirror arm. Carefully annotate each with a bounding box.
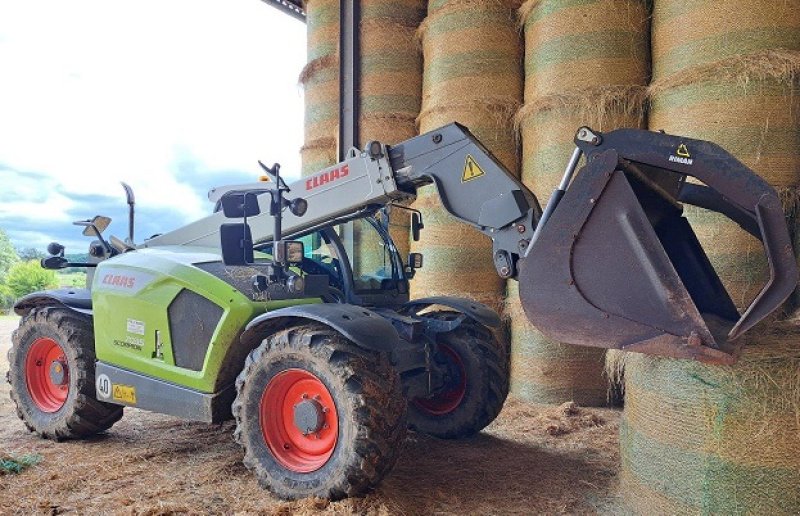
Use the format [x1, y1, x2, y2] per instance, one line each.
[90, 226, 115, 256]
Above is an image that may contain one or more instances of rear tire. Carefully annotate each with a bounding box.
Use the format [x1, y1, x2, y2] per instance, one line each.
[7, 307, 124, 440]
[409, 314, 509, 439]
[233, 324, 407, 500]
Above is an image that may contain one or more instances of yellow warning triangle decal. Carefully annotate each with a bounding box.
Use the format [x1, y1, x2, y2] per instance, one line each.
[677, 144, 691, 158]
[462, 154, 485, 182]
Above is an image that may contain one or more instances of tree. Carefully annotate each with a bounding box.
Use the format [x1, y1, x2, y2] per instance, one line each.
[0, 282, 14, 313]
[0, 229, 19, 280]
[17, 247, 45, 262]
[6, 260, 58, 299]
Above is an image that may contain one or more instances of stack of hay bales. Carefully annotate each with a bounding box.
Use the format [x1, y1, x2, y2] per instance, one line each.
[613, 325, 800, 514]
[507, 283, 611, 405]
[617, 1, 800, 511]
[300, 0, 340, 177]
[411, 0, 523, 312]
[301, 0, 425, 263]
[300, 0, 426, 174]
[359, 0, 426, 261]
[510, 0, 651, 406]
[648, 0, 800, 310]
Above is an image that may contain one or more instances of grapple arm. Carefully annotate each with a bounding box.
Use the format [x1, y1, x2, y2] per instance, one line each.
[582, 128, 798, 341]
[519, 127, 798, 364]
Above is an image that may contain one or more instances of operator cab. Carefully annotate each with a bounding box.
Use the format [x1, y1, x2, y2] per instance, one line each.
[260, 215, 419, 308]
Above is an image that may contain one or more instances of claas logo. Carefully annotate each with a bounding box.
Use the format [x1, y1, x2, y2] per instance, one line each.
[102, 274, 136, 289]
[306, 164, 349, 190]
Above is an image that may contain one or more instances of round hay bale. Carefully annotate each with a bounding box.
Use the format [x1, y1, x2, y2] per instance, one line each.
[506, 283, 609, 406]
[649, 50, 800, 308]
[515, 87, 647, 200]
[618, 325, 800, 514]
[300, 137, 338, 178]
[649, 51, 800, 187]
[360, 10, 424, 147]
[362, 0, 426, 26]
[301, 0, 340, 177]
[301, 0, 426, 178]
[300, 57, 339, 141]
[410, 0, 522, 311]
[605, 348, 626, 406]
[519, 0, 651, 100]
[651, 0, 800, 82]
[306, 0, 340, 62]
[412, 193, 508, 312]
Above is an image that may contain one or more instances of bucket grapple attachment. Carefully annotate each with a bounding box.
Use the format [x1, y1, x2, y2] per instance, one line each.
[519, 127, 798, 364]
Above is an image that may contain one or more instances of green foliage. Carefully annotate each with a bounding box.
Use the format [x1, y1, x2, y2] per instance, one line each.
[6, 260, 58, 298]
[57, 271, 87, 288]
[0, 229, 20, 280]
[0, 454, 42, 475]
[0, 282, 14, 313]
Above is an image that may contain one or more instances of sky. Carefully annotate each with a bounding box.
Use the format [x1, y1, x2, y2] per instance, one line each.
[0, 0, 306, 253]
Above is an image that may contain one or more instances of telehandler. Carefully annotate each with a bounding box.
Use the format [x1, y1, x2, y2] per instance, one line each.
[8, 124, 797, 499]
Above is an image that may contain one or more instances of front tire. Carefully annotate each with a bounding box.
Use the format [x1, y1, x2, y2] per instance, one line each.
[233, 324, 407, 500]
[7, 307, 124, 440]
[409, 314, 509, 439]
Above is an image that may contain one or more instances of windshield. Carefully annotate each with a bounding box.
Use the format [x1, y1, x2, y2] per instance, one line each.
[335, 217, 400, 292]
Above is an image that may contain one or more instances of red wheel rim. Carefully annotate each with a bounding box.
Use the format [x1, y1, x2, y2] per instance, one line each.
[414, 343, 467, 415]
[25, 337, 69, 413]
[259, 369, 339, 473]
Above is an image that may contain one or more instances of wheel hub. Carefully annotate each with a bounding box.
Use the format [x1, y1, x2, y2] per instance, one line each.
[260, 369, 339, 473]
[413, 343, 467, 416]
[294, 398, 326, 435]
[49, 360, 68, 386]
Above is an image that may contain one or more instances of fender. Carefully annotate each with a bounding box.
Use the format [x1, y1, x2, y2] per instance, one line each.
[402, 296, 501, 329]
[241, 303, 400, 352]
[13, 288, 92, 317]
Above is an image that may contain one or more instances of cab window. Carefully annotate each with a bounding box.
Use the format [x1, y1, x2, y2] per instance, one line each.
[335, 218, 398, 291]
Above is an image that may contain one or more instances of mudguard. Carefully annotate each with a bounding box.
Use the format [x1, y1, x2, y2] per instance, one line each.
[13, 288, 92, 317]
[240, 303, 400, 352]
[401, 296, 501, 329]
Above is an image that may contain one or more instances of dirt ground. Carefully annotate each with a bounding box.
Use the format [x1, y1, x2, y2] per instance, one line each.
[0, 316, 622, 515]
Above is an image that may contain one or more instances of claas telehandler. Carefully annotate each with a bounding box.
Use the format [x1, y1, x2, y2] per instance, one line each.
[7, 124, 797, 499]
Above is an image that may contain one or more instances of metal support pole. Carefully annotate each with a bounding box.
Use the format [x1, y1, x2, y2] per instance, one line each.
[339, 0, 361, 160]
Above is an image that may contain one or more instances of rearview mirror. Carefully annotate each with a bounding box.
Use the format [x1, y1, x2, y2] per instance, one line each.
[81, 216, 112, 237]
[274, 240, 304, 266]
[220, 223, 254, 266]
[411, 212, 424, 242]
[41, 255, 68, 270]
[221, 192, 261, 218]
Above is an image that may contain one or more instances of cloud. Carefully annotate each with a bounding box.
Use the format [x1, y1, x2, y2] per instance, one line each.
[0, 0, 306, 251]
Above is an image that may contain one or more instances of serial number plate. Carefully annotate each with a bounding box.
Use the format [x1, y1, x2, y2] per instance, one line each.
[112, 384, 137, 405]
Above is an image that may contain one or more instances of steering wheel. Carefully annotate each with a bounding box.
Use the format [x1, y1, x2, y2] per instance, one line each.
[322, 286, 347, 303]
[301, 257, 345, 292]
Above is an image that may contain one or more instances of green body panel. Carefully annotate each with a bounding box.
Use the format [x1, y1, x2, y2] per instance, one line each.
[92, 246, 319, 393]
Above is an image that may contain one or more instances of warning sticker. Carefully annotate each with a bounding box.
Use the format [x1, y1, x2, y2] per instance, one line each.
[127, 318, 145, 336]
[112, 384, 137, 405]
[669, 143, 694, 166]
[462, 154, 485, 182]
